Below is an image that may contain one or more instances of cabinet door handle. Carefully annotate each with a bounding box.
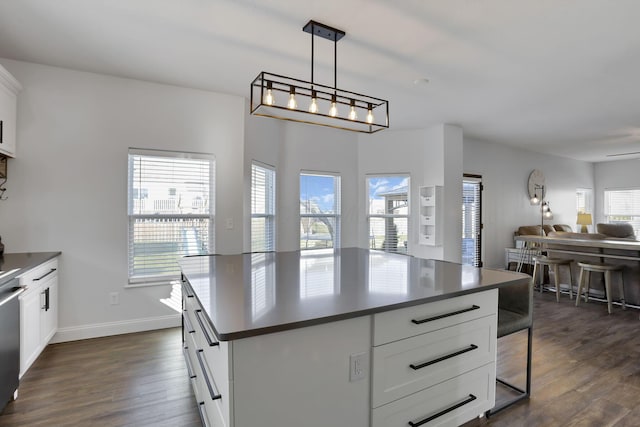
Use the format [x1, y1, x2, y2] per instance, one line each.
[0, 120, 3, 144]
[195, 309, 219, 347]
[196, 349, 222, 401]
[45, 287, 50, 311]
[33, 268, 57, 281]
[408, 394, 477, 427]
[411, 305, 480, 324]
[182, 313, 196, 334]
[409, 344, 478, 370]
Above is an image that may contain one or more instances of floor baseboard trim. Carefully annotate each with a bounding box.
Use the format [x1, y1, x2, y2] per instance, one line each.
[50, 314, 181, 343]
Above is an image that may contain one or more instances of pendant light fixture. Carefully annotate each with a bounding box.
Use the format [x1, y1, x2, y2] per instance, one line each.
[250, 20, 389, 133]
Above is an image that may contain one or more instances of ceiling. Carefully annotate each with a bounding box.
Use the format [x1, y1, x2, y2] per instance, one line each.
[1, 0, 639, 162]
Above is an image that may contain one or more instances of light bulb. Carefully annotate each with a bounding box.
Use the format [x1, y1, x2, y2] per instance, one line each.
[264, 81, 275, 106]
[544, 210, 553, 219]
[348, 99, 357, 121]
[287, 87, 297, 109]
[309, 90, 318, 113]
[531, 193, 539, 204]
[366, 103, 374, 124]
[329, 95, 338, 117]
[542, 202, 549, 212]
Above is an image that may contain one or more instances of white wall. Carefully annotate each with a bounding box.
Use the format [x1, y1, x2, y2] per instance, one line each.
[463, 138, 594, 268]
[594, 159, 640, 225]
[0, 59, 245, 341]
[277, 122, 359, 251]
[243, 109, 283, 251]
[357, 124, 463, 262]
[244, 114, 360, 252]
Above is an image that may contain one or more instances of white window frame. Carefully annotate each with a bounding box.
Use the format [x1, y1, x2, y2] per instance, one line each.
[366, 174, 410, 253]
[127, 148, 215, 286]
[251, 161, 276, 252]
[576, 188, 593, 214]
[299, 171, 341, 250]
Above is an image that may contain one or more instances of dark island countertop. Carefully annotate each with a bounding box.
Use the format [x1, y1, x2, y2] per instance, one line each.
[0, 252, 61, 286]
[180, 247, 530, 341]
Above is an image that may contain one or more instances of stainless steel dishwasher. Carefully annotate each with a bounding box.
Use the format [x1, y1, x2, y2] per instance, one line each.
[0, 277, 23, 413]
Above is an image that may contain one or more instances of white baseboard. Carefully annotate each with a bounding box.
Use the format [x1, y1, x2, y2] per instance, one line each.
[50, 314, 181, 343]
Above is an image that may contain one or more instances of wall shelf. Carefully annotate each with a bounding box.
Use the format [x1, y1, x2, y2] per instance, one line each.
[419, 185, 443, 246]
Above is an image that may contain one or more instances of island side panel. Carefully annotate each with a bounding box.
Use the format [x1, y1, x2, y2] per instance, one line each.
[232, 315, 372, 427]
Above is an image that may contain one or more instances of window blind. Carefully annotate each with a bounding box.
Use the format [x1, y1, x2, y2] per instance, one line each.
[604, 189, 640, 236]
[251, 163, 276, 252]
[462, 177, 482, 267]
[128, 149, 214, 284]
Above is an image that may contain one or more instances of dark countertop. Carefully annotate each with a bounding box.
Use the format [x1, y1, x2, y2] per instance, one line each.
[516, 235, 640, 251]
[180, 247, 530, 341]
[0, 252, 61, 287]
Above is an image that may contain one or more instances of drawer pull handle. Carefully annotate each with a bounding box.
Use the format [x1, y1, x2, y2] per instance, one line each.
[182, 346, 197, 379]
[197, 402, 211, 427]
[195, 309, 219, 347]
[33, 268, 57, 281]
[411, 305, 480, 324]
[408, 394, 477, 427]
[196, 349, 222, 401]
[183, 313, 196, 334]
[409, 344, 478, 370]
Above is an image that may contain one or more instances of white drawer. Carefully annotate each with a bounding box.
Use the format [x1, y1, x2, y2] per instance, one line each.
[372, 363, 495, 427]
[373, 289, 498, 346]
[372, 314, 496, 408]
[19, 258, 58, 293]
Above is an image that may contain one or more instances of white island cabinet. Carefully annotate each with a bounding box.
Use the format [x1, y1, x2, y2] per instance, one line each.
[0, 63, 22, 158]
[180, 248, 527, 427]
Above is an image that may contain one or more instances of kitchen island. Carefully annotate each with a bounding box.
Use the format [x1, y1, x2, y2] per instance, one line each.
[180, 248, 530, 427]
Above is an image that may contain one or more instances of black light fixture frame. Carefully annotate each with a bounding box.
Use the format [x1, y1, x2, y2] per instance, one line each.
[250, 20, 389, 134]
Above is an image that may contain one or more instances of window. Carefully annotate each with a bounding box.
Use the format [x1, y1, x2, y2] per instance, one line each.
[251, 162, 276, 252]
[128, 149, 214, 285]
[604, 188, 640, 237]
[576, 188, 593, 214]
[300, 172, 341, 249]
[367, 175, 409, 253]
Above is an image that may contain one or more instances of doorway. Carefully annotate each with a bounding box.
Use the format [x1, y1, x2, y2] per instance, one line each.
[462, 174, 482, 267]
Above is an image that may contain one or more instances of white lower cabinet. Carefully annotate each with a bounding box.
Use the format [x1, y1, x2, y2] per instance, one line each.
[183, 278, 497, 427]
[19, 257, 59, 377]
[372, 288, 498, 427]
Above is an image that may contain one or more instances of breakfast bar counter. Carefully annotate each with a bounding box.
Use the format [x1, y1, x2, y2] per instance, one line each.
[515, 235, 640, 305]
[180, 248, 530, 427]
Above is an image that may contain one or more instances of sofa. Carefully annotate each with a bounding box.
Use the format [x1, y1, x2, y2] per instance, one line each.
[596, 223, 636, 239]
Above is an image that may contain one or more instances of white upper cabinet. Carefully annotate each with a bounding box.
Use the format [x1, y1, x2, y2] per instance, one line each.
[0, 63, 22, 158]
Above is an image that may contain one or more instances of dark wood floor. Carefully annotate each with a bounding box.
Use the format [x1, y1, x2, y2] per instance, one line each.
[466, 290, 640, 427]
[2, 291, 639, 426]
[0, 328, 200, 427]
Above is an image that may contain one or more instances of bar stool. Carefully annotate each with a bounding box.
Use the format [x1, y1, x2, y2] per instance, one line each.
[575, 262, 625, 314]
[531, 256, 573, 301]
